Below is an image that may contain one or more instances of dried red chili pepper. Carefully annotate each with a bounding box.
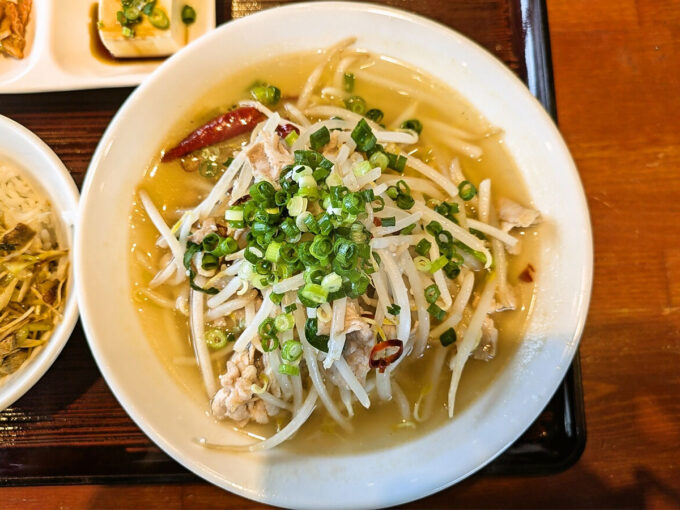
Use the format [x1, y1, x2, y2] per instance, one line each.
[162, 106, 266, 162]
[369, 339, 404, 373]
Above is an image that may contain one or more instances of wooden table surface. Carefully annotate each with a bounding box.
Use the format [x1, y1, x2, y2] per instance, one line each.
[3, 0, 680, 508]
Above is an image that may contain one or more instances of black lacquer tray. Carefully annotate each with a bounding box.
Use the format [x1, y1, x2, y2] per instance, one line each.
[0, 0, 585, 485]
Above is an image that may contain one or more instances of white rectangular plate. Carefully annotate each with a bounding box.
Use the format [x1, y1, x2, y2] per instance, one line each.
[0, 0, 215, 93]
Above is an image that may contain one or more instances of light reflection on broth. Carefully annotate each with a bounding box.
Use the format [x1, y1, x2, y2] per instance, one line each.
[129, 50, 539, 454]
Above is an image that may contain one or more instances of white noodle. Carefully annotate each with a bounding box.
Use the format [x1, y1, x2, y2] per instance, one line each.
[233, 290, 273, 351]
[205, 291, 256, 321]
[284, 102, 311, 127]
[400, 251, 430, 358]
[139, 190, 185, 280]
[448, 276, 497, 417]
[392, 381, 411, 421]
[297, 37, 356, 109]
[370, 234, 424, 250]
[430, 270, 475, 338]
[206, 276, 242, 308]
[189, 287, 217, 397]
[324, 297, 347, 369]
[466, 218, 519, 248]
[405, 155, 459, 198]
[294, 308, 351, 431]
[378, 250, 410, 342]
[334, 356, 370, 408]
[478, 179, 491, 223]
[377, 175, 445, 200]
[272, 273, 305, 294]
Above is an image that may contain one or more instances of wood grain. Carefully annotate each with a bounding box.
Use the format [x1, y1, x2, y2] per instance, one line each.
[2, 0, 680, 507]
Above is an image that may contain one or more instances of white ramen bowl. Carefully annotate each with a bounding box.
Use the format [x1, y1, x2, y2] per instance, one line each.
[0, 115, 79, 410]
[76, 3, 592, 508]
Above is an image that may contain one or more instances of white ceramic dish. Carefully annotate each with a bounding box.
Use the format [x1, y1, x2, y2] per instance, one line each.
[0, 115, 79, 410]
[0, 0, 214, 93]
[76, 3, 592, 508]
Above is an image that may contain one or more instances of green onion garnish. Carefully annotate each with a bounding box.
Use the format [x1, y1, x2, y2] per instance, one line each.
[205, 329, 228, 349]
[181, 5, 196, 24]
[366, 109, 384, 123]
[350, 119, 377, 152]
[440, 328, 457, 347]
[400, 119, 423, 134]
[274, 313, 295, 332]
[429, 255, 448, 273]
[424, 284, 440, 304]
[344, 96, 367, 115]
[299, 283, 328, 305]
[343, 72, 355, 92]
[415, 239, 431, 256]
[458, 180, 477, 201]
[381, 216, 396, 227]
[310, 126, 331, 151]
[427, 303, 446, 321]
[369, 151, 389, 171]
[278, 363, 300, 376]
[387, 303, 401, 316]
[281, 340, 303, 362]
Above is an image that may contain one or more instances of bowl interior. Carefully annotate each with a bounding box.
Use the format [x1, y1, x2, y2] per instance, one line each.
[76, 3, 592, 508]
[0, 115, 79, 410]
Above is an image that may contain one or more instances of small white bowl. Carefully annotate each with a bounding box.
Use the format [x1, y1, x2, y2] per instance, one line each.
[77, 3, 592, 508]
[0, 115, 79, 410]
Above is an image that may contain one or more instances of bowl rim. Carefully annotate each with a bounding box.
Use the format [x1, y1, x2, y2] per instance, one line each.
[0, 114, 80, 410]
[76, 2, 593, 507]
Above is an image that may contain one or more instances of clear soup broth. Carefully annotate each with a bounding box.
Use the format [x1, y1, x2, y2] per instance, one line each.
[129, 49, 539, 454]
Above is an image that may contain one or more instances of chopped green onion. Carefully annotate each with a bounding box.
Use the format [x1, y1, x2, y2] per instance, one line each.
[305, 318, 330, 352]
[415, 238, 432, 256]
[264, 241, 282, 263]
[250, 82, 281, 106]
[325, 172, 343, 187]
[284, 303, 297, 313]
[429, 255, 448, 273]
[321, 272, 342, 292]
[310, 236, 333, 260]
[281, 340, 303, 362]
[299, 283, 328, 305]
[427, 303, 446, 321]
[249, 180, 276, 204]
[205, 329, 228, 349]
[225, 208, 244, 222]
[245, 245, 264, 264]
[278, 363, 300, 376]
[124, 6, 141, 21]
[261, 335, 279, 352]
[351, 119, 377, 152]
[387, 303, 401, 316]
[396, 193, 415, 210]
[413, 255, 430, 272]
[343, 72, 355, 92]
[426, 221, 442, 236]
[424, 284, 440, 304]
[443, 261, 461, 279]
[369, 151, 389, 171]
[287, 195, 307, 217]
[284, 131, 299, 146]
[386, 153, 407, 173]
[353, 160, 372, 177]
[275, 313, 295, 332]
[270, 292, 284, 305]
[181, 5, 196, 24]
[259, 317, 277, 338]
[400, 119, 423, 134]
[201, 253, 219, 271]
[400, 223, 416, 235]
[440, 328, 457, 347]
[366, 109, 384, 123]
[149, 8, 170, 29]
[344, 96, 367, 115]
[458, 180, 477, 201]
[310, 126, 331, 151]
[381, 216, 396, 227]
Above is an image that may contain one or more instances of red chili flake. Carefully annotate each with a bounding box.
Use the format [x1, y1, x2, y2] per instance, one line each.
[369, 339, 404, 373]
[373, 217, 382, 227]
[275, 123, 300, 139]
[519, 263, 536, 282]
